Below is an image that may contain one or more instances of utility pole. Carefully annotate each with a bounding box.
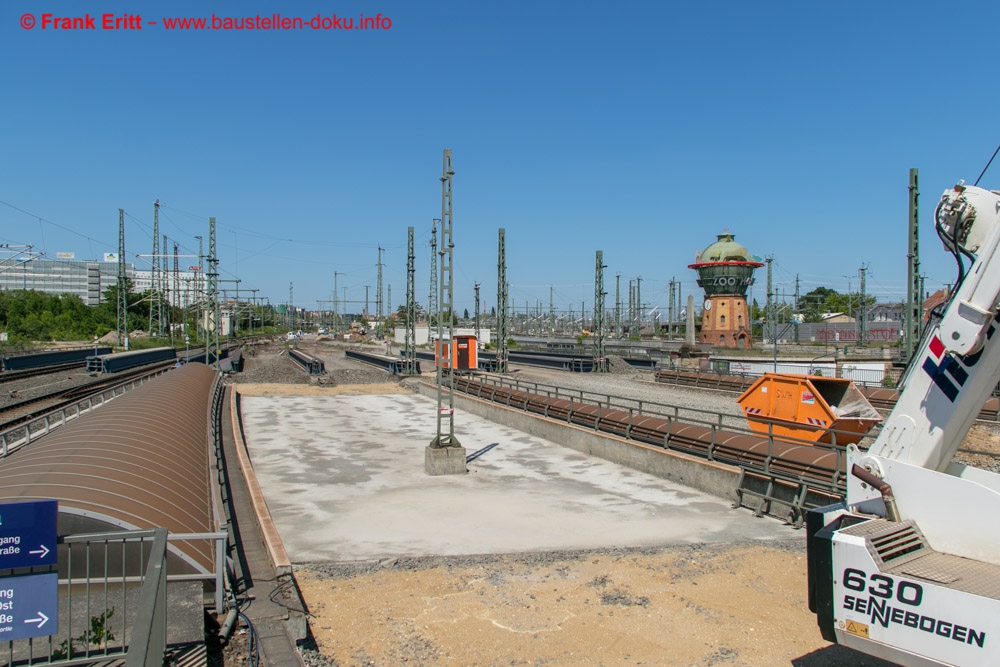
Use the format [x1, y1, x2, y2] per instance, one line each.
[404, 226, 417, 374]
[859, 264, 869, 347]
[376, 246, 384, 338]
[765, 256, 774, 344]
[250, 289, 259, 335]
[173, 243, 180, 312]
[195, 235, 203, 340]
[288, 282, 294, 331]
[496, 228, 509, 373]
[117, 209, 129, 349]
[234, 279, 242, 337]
[615, 274, 621, 338]
[149, 199, 163, 338]
[429, 218, 439, 326]
[794, 274, 801, 344]
[162, 235, 171, 328]
[636, 277, 642, 333]
[206, 217, 220, 365]
[333, 271, 341, 333]
[474, 282, 481, 343]
[668, 277, 676, 339]
[906, 168, 921, 363]
[549, 286, 555, 336]
[430, 148, 462, 456]
[593, 251, 607, 372]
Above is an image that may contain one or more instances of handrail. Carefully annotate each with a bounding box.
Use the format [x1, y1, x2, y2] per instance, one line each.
[125, 527, 169, 667]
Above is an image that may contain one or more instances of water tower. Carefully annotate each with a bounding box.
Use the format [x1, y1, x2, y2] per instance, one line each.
[688, 231, 763, 349]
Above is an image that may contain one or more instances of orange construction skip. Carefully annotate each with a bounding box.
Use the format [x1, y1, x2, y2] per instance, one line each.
[737, 373, 880, 446]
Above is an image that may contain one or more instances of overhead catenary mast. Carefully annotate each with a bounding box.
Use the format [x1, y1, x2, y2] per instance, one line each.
[376, 246, 384, 338]
[117, 209, 129, 349]
[592, 250, 607, 372]
[429, 218, 438, 325]
[426, 149, 466, 475]
[403, 226, 417, 374]
[206, 217, 219, 365]
[496, 228, 509, 373]
[149, 199, 164, 338]
[431, 149, 460, 449]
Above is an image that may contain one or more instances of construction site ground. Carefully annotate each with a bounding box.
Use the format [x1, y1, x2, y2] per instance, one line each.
[295, 541, 897, 667]
[229, 346, 902, 666]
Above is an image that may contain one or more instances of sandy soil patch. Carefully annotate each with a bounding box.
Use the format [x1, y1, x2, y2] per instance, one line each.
[295, 543, 895, 666]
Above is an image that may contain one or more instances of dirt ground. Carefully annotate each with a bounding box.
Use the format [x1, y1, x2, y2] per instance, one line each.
[294, 541, 897, 667]
[956, 423, 1000, 471]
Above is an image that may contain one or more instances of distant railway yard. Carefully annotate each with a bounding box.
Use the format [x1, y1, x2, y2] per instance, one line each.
[2, 336, 998, 666]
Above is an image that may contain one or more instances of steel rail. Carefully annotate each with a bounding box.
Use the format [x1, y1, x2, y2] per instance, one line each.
[0, 363, 177, 455]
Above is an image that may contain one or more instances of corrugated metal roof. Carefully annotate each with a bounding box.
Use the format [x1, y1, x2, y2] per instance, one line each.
[0, 363, 218, 572]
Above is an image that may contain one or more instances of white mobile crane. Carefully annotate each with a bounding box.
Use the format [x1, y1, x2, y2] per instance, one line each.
[808, 182, 1000, 667]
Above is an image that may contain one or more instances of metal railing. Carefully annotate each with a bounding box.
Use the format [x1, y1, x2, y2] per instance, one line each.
[1, 526, 225, 666]
[125, 528, 167, 667]
[451, 375, 870, 491]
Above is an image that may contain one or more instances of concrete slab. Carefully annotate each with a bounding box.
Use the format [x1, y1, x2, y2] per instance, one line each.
[240, 393, 796, 561]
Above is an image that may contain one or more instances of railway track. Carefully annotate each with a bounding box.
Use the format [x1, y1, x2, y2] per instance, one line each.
[0, 361, 88, 384]
[0, 361, 178, 432]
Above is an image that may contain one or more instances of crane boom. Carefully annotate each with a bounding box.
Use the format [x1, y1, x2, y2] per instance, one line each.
[807, 182, 1000, 667]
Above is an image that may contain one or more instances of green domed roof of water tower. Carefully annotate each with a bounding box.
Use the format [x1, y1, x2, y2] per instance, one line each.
[695, 232, 753, 263]
[687, 231, 764, 297]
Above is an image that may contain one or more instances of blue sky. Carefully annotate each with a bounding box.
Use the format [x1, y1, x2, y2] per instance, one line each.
[3, 0, 1000, 318]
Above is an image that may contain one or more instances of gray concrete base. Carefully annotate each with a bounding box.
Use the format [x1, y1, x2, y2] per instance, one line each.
[412, 379, 741, 500]
[425, 445, 467, 475]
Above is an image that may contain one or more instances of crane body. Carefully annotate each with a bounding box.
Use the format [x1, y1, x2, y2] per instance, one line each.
[808, 183, 1000, 666]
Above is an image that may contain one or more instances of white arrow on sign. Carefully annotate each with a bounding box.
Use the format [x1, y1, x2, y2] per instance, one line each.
[28, 545, 49, 559]
[24, 612, 49, 628]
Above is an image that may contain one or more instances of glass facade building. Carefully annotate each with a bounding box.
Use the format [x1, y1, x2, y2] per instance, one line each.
[0, 258, 131, 305]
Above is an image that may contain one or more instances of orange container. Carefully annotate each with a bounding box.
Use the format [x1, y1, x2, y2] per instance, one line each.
[737, 373, 880, 446]
[434, 335, 478, 370]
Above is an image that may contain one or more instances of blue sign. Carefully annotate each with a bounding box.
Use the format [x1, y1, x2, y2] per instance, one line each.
[0, 500, 58, 569]
[0, 572, 58, 641]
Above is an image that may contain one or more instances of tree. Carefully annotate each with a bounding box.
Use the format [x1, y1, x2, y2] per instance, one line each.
[463, 308, 470, 320]
[394, 302, 426, 325]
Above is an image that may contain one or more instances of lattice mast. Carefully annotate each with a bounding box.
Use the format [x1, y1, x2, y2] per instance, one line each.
[376, 246, 384, 338]
[765, 256, 774, 343]
[431, 149, 460, 448]
[117, 209, 129, 349]
[474, 282, 481, 343]
[496, 228, 509, 373]
[206, 217, 220, 365]
[905, 169, 921, 363]
[334, 271, 342, 333]
[859, 264, 869, 347]
[193, 235, 202, 339]
[173, 243, 179, 311]
[404, 226, 418, 374]
[149, 199, 163, 338]
[429, 218, 438, 325]
[615, 274, 621, 337]
[592, 251, 607, 371]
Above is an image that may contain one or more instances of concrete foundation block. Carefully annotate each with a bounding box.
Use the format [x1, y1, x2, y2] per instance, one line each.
[425, 445, 467, 475]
